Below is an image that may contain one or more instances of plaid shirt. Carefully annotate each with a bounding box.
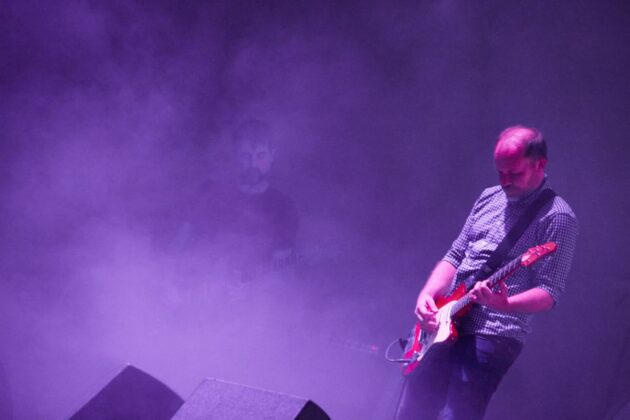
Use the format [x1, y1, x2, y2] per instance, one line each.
[443, 177, 578, 342]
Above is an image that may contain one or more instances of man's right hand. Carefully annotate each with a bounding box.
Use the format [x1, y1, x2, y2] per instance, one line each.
[415, 293, 439, 332]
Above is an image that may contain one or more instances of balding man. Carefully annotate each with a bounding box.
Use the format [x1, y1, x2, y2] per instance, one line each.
[395, 126, 578, 420]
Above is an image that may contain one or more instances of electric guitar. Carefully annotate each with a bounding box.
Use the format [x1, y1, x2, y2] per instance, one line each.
[400, 242, 557, 376]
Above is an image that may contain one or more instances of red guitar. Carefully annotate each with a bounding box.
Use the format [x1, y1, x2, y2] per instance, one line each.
[400, 242, 557, 376]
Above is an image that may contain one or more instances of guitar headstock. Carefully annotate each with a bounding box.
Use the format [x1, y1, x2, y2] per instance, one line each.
[521, 242, 557, 267]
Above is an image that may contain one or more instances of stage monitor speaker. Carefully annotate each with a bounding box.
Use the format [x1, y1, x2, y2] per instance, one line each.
[173, 378, 330, 420]
[69, 364, 183, 420]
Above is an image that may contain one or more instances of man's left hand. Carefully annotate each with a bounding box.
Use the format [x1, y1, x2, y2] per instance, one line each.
[470, 280, 509, 311]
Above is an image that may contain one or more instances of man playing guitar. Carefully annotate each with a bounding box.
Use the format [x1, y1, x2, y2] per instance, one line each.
[395, 125, 578, 420]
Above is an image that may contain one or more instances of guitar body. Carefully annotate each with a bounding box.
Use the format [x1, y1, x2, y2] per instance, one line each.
[401, 283, 469, 376]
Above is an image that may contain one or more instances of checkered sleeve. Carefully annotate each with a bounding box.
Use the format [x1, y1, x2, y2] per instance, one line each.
[443, 196, 480, 268]
[533, 211, 579, 305]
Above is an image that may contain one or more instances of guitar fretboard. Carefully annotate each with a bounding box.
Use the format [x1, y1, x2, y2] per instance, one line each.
[450, 255, 522, 317]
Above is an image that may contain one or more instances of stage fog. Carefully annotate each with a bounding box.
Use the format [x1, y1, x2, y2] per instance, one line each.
[0, 1, 628, 419]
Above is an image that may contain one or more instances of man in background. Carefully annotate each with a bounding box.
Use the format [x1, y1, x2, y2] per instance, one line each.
[180, 119, 299, 283]
[227, 119, 299, 275]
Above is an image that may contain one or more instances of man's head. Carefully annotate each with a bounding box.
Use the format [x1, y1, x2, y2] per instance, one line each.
[232, 119, 275, 193]
[493, 125, 547, 200]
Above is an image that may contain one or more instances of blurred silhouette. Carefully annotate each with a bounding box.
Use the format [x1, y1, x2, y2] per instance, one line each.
[178, 119, 299, 288]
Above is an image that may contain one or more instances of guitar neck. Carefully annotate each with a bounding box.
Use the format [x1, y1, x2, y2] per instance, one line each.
[450, 255, 522, 316]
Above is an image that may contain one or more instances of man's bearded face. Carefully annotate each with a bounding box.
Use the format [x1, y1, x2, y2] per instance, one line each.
[236, 142, 274, 186]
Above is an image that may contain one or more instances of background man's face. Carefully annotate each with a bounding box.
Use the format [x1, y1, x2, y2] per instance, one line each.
[236, 141, 275, 186]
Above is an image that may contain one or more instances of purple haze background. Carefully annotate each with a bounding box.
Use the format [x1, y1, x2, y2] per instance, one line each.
[0, 1, 629, 419]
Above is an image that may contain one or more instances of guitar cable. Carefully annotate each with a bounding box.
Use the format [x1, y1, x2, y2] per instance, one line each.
[384, 338, 413, 363]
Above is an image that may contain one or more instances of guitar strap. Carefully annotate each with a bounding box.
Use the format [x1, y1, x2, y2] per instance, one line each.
[463, 188, 556, 289]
